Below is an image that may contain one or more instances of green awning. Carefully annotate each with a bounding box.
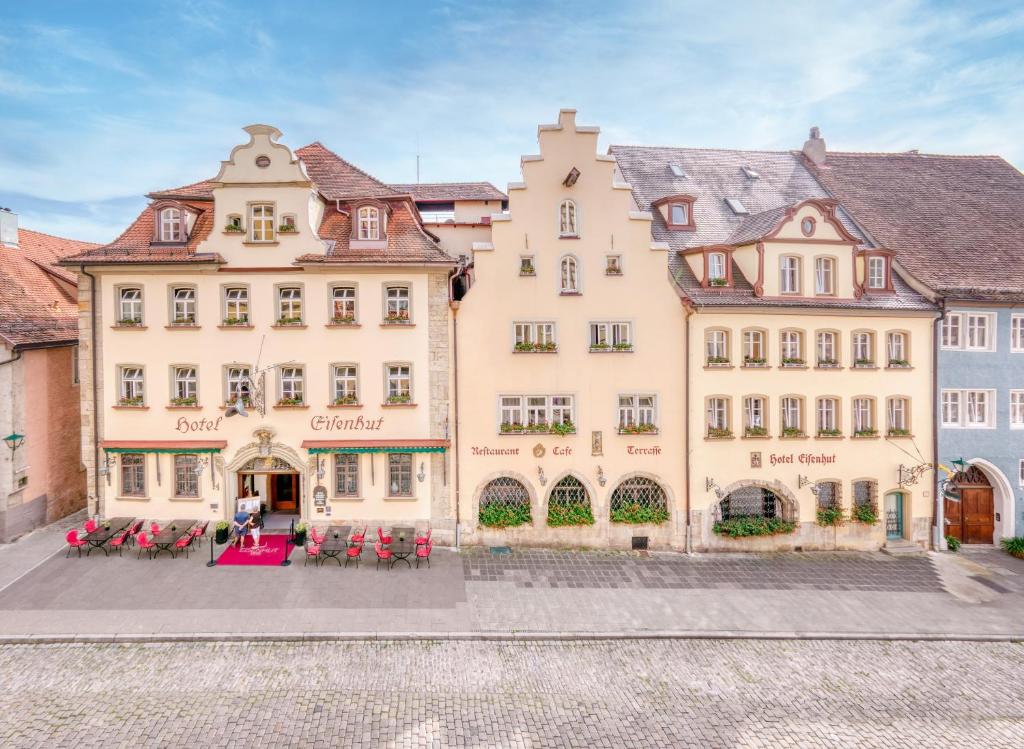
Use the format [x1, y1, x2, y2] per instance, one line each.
[306, 445, 446, 454]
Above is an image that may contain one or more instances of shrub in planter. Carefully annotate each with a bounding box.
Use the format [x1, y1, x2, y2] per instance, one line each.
[853, 429, 878, 438]
[946, 534, 961, 552]
[710, 277, 729, 287]
[551, 421, 576, 436]
[479, 503, 531, 528]
[294, 523, 308, 545]
[743, 357, 767, 366]
[713, 516, 796, 538]
[500, 421, 525, 434]
[744, 426, 768, 437]
[1000, 536, 1024, 559]
[706, 427, 733, 439]
[214, 521, 230, 544]
[887, 428, 912, 437]
[547, 501, 595, 527]
[706, 356, 730, 365]
[610, 503, 669, 525]
[851, 503, 879, 524]
[816, 506, 844, 527]
[781, 358, 806, 366]
[781, 427, 804, 438]
[816, 428, 842, 437]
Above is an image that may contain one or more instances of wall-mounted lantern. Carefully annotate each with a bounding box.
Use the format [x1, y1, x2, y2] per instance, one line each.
[3, 433, 25, 453]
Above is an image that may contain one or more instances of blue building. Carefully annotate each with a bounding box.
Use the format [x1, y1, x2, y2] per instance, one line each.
[804, 132, 1024, 547]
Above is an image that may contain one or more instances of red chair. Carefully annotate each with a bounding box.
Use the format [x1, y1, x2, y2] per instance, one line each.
[136, 532, 157, 559]
[65, 529, 89, 557]
[377, 527, 392, 545]
[190, 521, 209, 548]
[350, 527, 366, 544]
[345, 542, 364, 568]
[150, 522, 162, 536]
[84, 518, 98, 534]
[108, 530, 130, 557]
[174, 534, 194, 559]
[310, 527, 326, 545]
[304, 542, 321, 567]
[416, 540, 433, 568]
[416, 527, 432, 546]
[374, 541, 393, 570]
[126, 519, 144, 547]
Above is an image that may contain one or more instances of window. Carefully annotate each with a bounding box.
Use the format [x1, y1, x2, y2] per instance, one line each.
[618, 394, 657, 432]
[225, 366, 251, 405]
[1011, 391, 1024, 429]
[71, 345, 79, 385]
[118, 287, 143, 325]
[332, 365, 358, 405]
[118, 366, 144, 405]
[853, 398, 874, 434]
[725, 198, 748, 215]
[173, 454, 199, 498]
[941, 313, 961, 349]
[226, 214, 242, 231]
[280, 214, 296, 231]
[250, 203, 275, 242]
[705, 329, 729, 364]
[853, 480, 877, 509]
[172, 366, 197, 405]
[966, 313, 992, 351]
[606, 255, 622, 275]
[224, 287, 249, 324]
[669, 203, 689, 225]
[743, 329, 766, 364]
[560, 255, 579, 293]
[513, 322, 556, 352]
[801, 217, 815, 236]
[386, 364, 412, 403]
[708, 252, 726, 283]
[780, 256, 800, 294]
[120, 453, 146, 497]
[171, 287, 196, 325]
[816, 397, 839, 435]
[520, 256, 535, 275]
[966, 390, 994, 427]
[887, 332, 908, 366]
[159, 207, 182, 242]
[781, 397, 802, 435]
[590, 321, 631, 351]
[866, 256, 886, 289]
[384, 285, 410, 322]
[706, 397, 730, 436]
[814, 257, 835, 295]
[278, 366, 304, 405]
[559, 199, 578, 236]
[852, 331, 874, 366]
[500, 396, 523, 429]
[387, 453, 414, 497]
[816, 331, 838, 366]
[277, 287, 303, 324]
[1019, 459, 1024, 487]
[498, 394, 574, 432]
[887, 397, 909, 434]
[743, 396, 766, 435]
[941, 391, 961, 427]
[330, 286, 356, 323]
[780, 330, 804, 364]
[357, 206, 381, 240]
[334, 454, 359, 497]
[1012, 315, 1024, 352]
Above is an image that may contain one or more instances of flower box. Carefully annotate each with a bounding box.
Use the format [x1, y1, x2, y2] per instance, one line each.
[383, 312, 411, 324]
[707, 427, 733, 439]
[853, 429, 878, 438]
[743, 358, 768, 367]
[117, 318, 144, 327]
[385, 394, 412, 405]
[170, 397, 198, 407]
[618, 423, 658, 435]
[706, 356, 731, 366]
[333, 395, 359, 406]
[221, 317, 250, 326]
[514, 342, 557, 353]
[330, 315, 357, 325]
[781, 428, 805, 438]
[275, 317, 304, 326]
[743, 426, 768, 437]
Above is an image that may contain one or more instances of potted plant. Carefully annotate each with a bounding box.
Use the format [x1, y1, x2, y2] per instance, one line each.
[589, 342, 610, 351]
[500, 421, 524, 434]
[170, 396, 197, 407]
[520, 263, 535, 276]
[781, 357, 806, 366]
[384, 310, 410, 324]
[333, 394, 358, 406]
[888, 359, 910, 368]
[1000, 536, 1024, 559]
[743, 356, 767, 367]
[817, 358, 839, 368]
[222, 316, 249, 326]
[613, 342, 633, 351]
[118, 317, 143, 327]
[887, 428, 911, 437]
[102, 520, 111, 531]
[854, 358, 875, 368]
[224, 223, 244, 233]
[294, 523, 308, 546]
[744, 426, 768, 437]
[277, 397, 304, 406]
[330, 314, 356, 325]
[118, 396, 144, 407]
[816, 506, 844, 526]
[276, 315, 303, 326]
[707, 427, 733, 439]
[713, 516, 796, 537]
[706, 356, 730, 366]
[278, 223, 298, 233]
[946, 534, 961, 552]
[851, 503, 879, 525]
[710, 277, 729, 287]
[817, 428, 842, 437]
[386, 393, 411, 405]
[551, 420, 576, 436]
[215, 521, 230, 544]
[527, 421, 550, 433]
[853, 428, 878, 438]
[781, 427, 804, 438]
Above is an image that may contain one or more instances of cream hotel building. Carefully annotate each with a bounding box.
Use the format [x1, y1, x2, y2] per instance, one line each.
[65, 112, 941, 552]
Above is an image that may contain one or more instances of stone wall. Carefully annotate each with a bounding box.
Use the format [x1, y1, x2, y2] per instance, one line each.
[76, 271, 103, 517]
[427, 270, 454, 543]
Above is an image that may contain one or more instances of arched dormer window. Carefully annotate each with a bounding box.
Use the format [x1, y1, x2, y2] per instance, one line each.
[159, 207, 182, 242]
[560, 255, 579, 293]
[559, 199, 578, 237]
[357, 206, 381, 241]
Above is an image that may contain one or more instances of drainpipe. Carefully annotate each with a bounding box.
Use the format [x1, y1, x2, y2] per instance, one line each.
[933, 298, 945, 550]
[0, 348, 22, 368]
[81, 265, 102, 516]
[683, 301, 693, 555]
[449, 269, 464, 548]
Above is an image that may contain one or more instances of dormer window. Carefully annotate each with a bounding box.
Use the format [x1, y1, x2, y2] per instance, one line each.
[708, 252, 727, 285]
[159, 208, 182, 242]
[357, 206, 380, 240]
[659, 195, 696, 230]
[250, 203, 275, 242]
[867, 256, 887, 289]
[559, 199, 578, 237]
[670, 203, 689, 225]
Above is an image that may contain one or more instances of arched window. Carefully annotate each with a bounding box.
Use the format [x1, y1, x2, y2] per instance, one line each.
[718, 486, 794, 522]
[559, 199, 578, 237]
[547, 475, 594, 526]
[609, 476, 669, 524]
[560, 255, 579, 293]
[357, 206, 380, 240]
[815, 481, 840, 510]
[159, 207, 182, 242]
[478, 476, 531, 528]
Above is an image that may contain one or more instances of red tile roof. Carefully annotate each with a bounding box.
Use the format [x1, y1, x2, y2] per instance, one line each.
[147, 179, 215, 201]
[295, 142, 400, 201]
[1, 228, 98, 347]
[805, 151, 1024, 301]
[390, 182, 507, 202]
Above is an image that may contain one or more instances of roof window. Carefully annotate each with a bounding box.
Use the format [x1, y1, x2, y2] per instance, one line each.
[669, 164, 687, 178]
[725, 198, 749, 215]
[741, 166, 760, 180]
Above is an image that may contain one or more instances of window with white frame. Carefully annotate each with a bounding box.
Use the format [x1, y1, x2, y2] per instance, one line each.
[520, 255, 536, 275]
[280, 214, 296, 231]
[606, 255, 622, 274]
[559, 199, 578, 236]
[224, 287, 249, 324]
[119, 366, 144, 405]
[173, 454, 199, 498]
[708, 252, 726, 283]
[669, 202, 689, 225]
[887, 332, 908, 366]
[744, 396, 766, 433]
[160, 207, 182, 242]
[966, 313, 993, 351]
[560, 255, 579, 293]
[816, 397, 838, 434]
[331, 286, 356, 323]
[1011, 391, 1024, 429]
[172, 366, 197, 404]
[814, 257, 835, 295]
[853, 397, 874, 434]
[852, 331, 875, 365]
[706, 397, 730, 435]
[357, 206, 381, 240]
[171, 287, 196, 324]
[387, 453, 413, 497]
[499, 394, 574, 432]
[816, 331, 838, 366]
[743, 329, 766, 364]
[514, 321, 556, 351]
[590, 321, 631, 350]
[278, 366, 304, 405]
[887, 397, 909, 434]
[250, 203, 275, 242]
[780, 330, 804, 364]
[780, 256, 800, 294]
[781, 397, 802, 434]
[334, 454, 359, 497]
[866, 256, 886, 288]
[1012, 315, 1024, 352]
[118, 287, 143, 324]
[966, 390, 994, 427]
[384, 285, 410, 322]
[386, 364, 412, 403]
[225, 366, 251, 405]
[332, 365, 358, 405]
[500, 396, 524, 429]
[705, 329, 729, 364]
[277, 287, 302, 324]
[941, 391, 961, 427]
[618, 394, 657, 432]
[941, 313, 962, 349]
[121, 453, 146, 497]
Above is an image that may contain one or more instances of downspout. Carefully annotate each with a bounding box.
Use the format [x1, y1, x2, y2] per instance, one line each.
[683, 300, 693, 555]
[933, 298, 946, 550]
[81, 265, 101, 516]
[449, 270, 464, 548]
[0, 348, 22, 368]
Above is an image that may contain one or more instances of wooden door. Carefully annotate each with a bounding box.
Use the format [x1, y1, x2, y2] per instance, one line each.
[944, 495, 963, 543]
[272, 474, 298, 512]
[961, 487, 994, 544]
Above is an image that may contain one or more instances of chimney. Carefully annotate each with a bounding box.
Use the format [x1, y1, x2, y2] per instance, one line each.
[0, 208, 18, 248]
[802, 126, 826, 166]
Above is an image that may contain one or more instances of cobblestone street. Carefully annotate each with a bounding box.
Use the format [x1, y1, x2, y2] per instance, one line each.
[1, 639, 1022, 748]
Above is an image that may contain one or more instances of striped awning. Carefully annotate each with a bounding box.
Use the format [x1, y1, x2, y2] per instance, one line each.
[101, 440, 227, 454]
[301, 439, 449, 454]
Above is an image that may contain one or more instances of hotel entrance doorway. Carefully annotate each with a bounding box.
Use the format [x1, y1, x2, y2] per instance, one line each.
[236, 456, 303, 527]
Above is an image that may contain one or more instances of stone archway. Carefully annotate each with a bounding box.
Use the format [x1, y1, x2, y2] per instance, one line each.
[715, 479, 799, 522]
[225, 428, 309, 518]
[950, 459, 1015, 543]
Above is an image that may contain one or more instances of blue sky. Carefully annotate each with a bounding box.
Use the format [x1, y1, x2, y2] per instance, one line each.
[1, 0, 1022, 242]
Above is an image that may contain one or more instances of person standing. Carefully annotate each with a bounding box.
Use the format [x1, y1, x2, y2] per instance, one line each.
[232, 508, 250, 548]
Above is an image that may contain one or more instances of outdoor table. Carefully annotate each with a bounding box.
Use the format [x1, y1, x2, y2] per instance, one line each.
[150, 519, 197, 557]
[317, 526, 352, 566]
[81, 517, 135, 556]
[389, 526, 416, 567]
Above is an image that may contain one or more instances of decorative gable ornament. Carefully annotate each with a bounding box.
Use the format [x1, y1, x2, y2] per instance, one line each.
[563, 167, 581, 187]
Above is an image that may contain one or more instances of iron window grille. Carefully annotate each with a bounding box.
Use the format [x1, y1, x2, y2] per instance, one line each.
[478, 476, 532, 526]
[609, 476, 669, 522]
[174, 454, 200, 498]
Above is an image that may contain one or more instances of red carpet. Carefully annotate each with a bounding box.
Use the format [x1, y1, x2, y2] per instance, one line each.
[216, 534, 294, 566]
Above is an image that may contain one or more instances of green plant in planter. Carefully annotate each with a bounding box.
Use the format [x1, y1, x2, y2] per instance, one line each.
[817, 358, 839, 367]
[278, 224, 298, 233]
[620, 422, 657, 435]
[514, 342, 536, 352]
[610, 503, 669, 525]
[854, 359, 875, 368]
[887, 359, 910, 368]
[781, 358, 806, 366]
[551, 421, 576, 436]
[118, 317, 143, 327]
[781, 427, 804, 438]
[851, 503, 879, 524]
[276, 316, 303, 326]
[540, 341, 557, 352]
[224, 223, 244, 233]
[853, 428, 878, 438]
[706, 356, 730, 365]
[817, 428, 842, 437]
[479, 503, 531, 528]
[500, 421, 524, 433]
[526, 422, 550, 433]
[744, 426, 768, 437]
[384, 311, 410, 323]
[743, 357, 767, 366]
[330, 314, 356, 325]
[707, 427, 733, 439]
[713, 516, 796, 537]
[119, 396, 144, 406]
[816, 506, 844, 527]
[333, 395, 358, 406]
[294, 523, 308, 544]
[214, 521, 230, 544]
[170, 396, 197, 407]
[222, 316, 249, 326]
[1000, 536, 1024, 559]
[709, 277, 729, 287]
[590, 342, 610, 351]
[612, 342, 633, 351]
[386, 394, 412, 405]
[887, 428, 912, 437]
[520, 264, 535, 275]
[277, 397, 304, 406]
[946, 534, 961, 552]
[547, 501, 595, 527]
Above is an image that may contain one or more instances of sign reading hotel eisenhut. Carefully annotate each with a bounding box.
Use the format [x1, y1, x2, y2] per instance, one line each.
[173, 415, 388, 434]
[769, 452, 837, 466]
